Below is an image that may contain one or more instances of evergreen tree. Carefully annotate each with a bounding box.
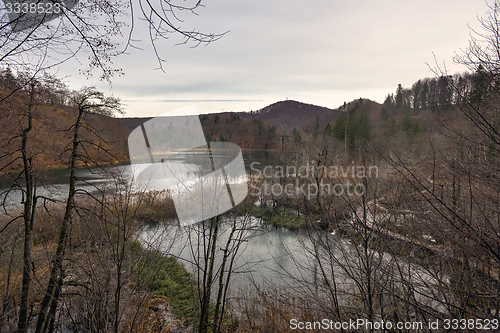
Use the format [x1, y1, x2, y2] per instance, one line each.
[428, 79, 439, 112]
[346, 113, 359, 151]
[412, 80, 422, 112]
[395, 83, 403, 111]
[383, 93, 395, 109]
[402, 110, 425, 136]
[470, 65, 489, 105]
[324, 122, 334, 137]
[332, 117, 345, 140]
[438, 75, 453, 110]
[358, 111, 370, 141]
[292, 127, 302, 144]
[402, 111, 413, 133]
[420, 81, 429, 109]
[2, 67, 15, 89]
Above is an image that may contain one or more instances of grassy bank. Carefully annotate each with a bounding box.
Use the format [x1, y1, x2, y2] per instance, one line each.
[250, 205, 306, 230]
[235, 198, 307, 230]
[138, 251, 199, 327]
[136, 243, 239, 332]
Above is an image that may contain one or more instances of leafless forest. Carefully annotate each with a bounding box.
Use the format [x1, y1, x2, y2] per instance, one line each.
[1, 1, 500, 332]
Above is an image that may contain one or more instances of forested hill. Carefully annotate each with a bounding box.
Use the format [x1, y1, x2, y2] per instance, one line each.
[1, 68, 480, 174]
[119, 99, 372, 150]
[0, 72, 130, 174]
[119, 100, 340, 134]
[239, 99, 342, 131]
[0, 103, 130, 173]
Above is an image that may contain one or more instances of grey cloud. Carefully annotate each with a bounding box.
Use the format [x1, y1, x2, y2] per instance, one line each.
[57, 0, 488, 115]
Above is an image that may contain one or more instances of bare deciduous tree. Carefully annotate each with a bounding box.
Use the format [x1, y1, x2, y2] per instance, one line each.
[0, 0, 226, 79]
[35, 87, 122, 333]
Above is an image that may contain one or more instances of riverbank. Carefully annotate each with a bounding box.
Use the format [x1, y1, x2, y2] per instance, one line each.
[0, 190, 185, 331]
[0, 159, 130, 176]
[234, 197, 309, 230]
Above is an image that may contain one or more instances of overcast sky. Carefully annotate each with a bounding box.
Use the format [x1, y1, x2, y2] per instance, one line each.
[56, 0, 490, 117]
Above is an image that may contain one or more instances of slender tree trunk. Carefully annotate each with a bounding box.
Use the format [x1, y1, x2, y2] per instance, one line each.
[17, 93, 35, 333]
[198, 215, 220, 333]
[0, 232, 19, 330]
[212, 222, 236, 333]
[46, 270, 64, 333]
[114, 221, 126, 333]
[35, 108, 83, 333]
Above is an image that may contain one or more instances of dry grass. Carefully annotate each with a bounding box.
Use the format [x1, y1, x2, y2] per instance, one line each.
[0, 189, 182, 332]
[123, 295, 187, 333]
[230, 287, 324, 333]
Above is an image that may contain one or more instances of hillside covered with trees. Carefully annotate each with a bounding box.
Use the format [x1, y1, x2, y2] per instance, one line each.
[0, 70, 130, 174]
[3, 0, 500, 331]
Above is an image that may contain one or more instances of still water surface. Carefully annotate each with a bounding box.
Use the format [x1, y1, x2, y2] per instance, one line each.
[0, 157, 439, 310]
[0, 161, 345, 296]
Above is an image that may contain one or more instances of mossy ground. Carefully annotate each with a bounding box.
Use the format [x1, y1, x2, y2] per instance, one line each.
[138, 252, 199, 326]
[249, 205, 306, 230]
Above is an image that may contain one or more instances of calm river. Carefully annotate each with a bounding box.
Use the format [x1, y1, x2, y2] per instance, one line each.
[0, 159, 442, 311]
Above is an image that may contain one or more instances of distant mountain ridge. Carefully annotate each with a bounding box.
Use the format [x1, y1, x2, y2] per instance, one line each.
[119, 99, 357, 133]
[117, 99, 382, 150]
[239, 100, 340, 130]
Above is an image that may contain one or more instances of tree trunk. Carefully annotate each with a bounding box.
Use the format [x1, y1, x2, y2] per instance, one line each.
[212, 221, 236, 333]
[17, 94, 35, 333]
[35, 107, 84, 333]
[198, 215, 220, 333]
